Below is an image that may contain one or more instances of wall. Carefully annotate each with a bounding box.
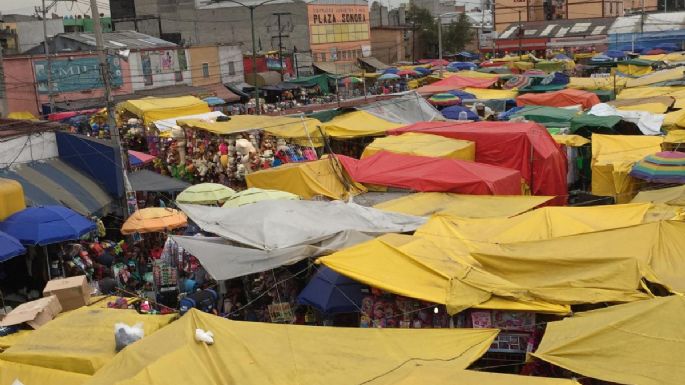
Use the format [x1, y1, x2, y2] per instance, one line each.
[4, 53, 134, 115]
[15, 19, 64, 53]
[494, 0, 529, 32]
[370, 28, 406, 64]
[308, 3, 371, 62]
[119, 0, 311, 55]
[188, 46, 221, 87]
[128, 48, 191, 91]
[218, 45, 245, 84]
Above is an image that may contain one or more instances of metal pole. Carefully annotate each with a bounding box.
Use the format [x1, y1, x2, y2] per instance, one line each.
[90, 0, 128, 216]
[518, 10, 522, 56]
[437, 15, 443, 77]
[0, 46, 8, 117]
[41, 0, 55, 114]
[250, 7, 261, 115]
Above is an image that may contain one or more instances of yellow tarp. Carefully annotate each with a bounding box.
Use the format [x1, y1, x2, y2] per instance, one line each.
[0, 360, 90, 385]
[373, 192, 552, 218]
[84, 308, 498, 385]
[246, 159, 364, 200]
[663, 108, 685, 129]
[178, 115, 323, 146]
[1, 307, 175, 375]
[626, 67, 685, 88]
[532, 295, 685, 385]
[415, 203, 652, 244]
[7, 111, 38, 120]
[617, 63, 653, 76]
[0, 330, 31, 351]
[463, 87, 518, 100]
[552, 134, 590, 147]
[0, 178, 26, 221]
[366, 365, 580, 385]
[617, 102, 668, 114]
[361, 133, 475, 161]
[633, 185, 685, 206]
[320, 229, 648, 314]
[320, 111, 403, 138]
[591, 134, 663, 203]
[118, 96, 210, 125]
[617, 86, 685, 100]
[640, 52, 685, 62]
[664, 129, 685, 143]
[567, 77, 626, 91]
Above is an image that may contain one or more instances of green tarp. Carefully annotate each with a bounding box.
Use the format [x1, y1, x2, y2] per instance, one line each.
[512, 106, 578, 127]
[619, 58, 655, 67]
[288, 75, 332, 94]
[307, 109, 344, 123]
[534, 61, 565, 73]
[519, 83, 568, 93]
[570, 113, 622, 134]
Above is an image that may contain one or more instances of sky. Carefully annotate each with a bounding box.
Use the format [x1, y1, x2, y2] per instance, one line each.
[0, 0, 110, 17]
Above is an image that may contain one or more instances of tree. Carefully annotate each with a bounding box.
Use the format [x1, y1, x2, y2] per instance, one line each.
[406, 7, 475, 59]
[443, 13, 474, 54]
[406, 6, 438, 59]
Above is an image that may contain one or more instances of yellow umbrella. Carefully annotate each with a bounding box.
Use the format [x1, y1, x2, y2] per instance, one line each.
[176, 183, 236, 205]
[121, 208, 187, 234]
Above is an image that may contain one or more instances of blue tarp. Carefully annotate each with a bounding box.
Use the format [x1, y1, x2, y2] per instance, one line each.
[448, 62, 477, 71]
[610, 30, 685, 51]
[55, 131, 124, 198]
[447, 89, 477, 100]
[297, 266, 364, 314]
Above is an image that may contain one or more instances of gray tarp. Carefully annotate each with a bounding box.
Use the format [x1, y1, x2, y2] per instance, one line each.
[170, 231, 373, 280]
[128, 169, 191, 192]
[358, 92, 444, 124]
[177, 200, 426, 250]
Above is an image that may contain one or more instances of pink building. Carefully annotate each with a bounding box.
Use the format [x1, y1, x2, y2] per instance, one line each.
[4, 52, 134, 116]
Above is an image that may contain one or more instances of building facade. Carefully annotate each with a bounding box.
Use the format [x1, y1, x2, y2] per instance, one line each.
[307, 1, 371, 62]
[493, 0, 628, 32]
[63, 15, 113, 33]
[370, 26, 409, 64]
[0, 15, 64, 54]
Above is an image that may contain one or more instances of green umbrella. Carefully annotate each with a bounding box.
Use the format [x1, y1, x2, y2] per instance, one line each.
[177, 183, 236, 205]
[222, 188, 300, 208]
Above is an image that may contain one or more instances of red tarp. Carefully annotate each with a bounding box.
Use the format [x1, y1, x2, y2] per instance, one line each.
[390, 121, 568, 205]
[516, 89, 600, 109]
[47, 109, 100, 121]
[337, 151, 523, 195]
[417, 76, 497, 95]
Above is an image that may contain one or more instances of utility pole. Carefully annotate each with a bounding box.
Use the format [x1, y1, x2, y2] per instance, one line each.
[0, 46, 8, 117]
[437, 14, 443, 77]
[38, 0, 55, 113]
[517, 9, 522, 56]
[90, 0, 129, 213]
[273, 12, 290, 82]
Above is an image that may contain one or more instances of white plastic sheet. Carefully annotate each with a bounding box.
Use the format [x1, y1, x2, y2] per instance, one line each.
[588, 103, 663, 135]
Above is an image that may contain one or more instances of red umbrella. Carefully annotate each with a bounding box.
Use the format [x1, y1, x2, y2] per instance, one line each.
[430, 59, 450, 66]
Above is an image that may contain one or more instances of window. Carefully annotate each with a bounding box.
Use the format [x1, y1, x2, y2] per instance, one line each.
[228, 61, 236, 76]
[202, 63, 209, 78]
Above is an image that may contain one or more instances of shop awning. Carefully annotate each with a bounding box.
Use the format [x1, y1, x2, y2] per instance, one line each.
[358, 56, 389, 71]
[0, 158, 113, 216]
[118, 96, 211, 125]
[313, 62, 362, 76]
[128, 169, 191, 192]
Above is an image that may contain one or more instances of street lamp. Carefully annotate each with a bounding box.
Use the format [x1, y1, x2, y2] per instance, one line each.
[213, 0, 283, 115]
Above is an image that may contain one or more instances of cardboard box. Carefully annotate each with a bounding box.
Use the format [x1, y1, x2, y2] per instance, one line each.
[0, 295, 62, 329]
[43, 275, 90, 311]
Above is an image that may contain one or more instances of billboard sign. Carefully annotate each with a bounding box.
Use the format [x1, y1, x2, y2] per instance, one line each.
[34, 56, 123, 93]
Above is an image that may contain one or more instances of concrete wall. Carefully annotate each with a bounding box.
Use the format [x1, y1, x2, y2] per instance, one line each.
[125, 0, 311, 54]
[188, 46, 221, 86]
[370, 28, 406, 64]
[218, 45, 244, 84]
[128, 48, 192, 91]
[16, 19, 64, 53]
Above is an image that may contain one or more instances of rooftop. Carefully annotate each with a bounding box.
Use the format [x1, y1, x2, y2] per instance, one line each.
[58, 30, 177, 50]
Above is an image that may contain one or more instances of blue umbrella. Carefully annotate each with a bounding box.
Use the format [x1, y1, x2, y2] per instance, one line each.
[441, 105, 480, 121]
[378, 73, 400, 81]
[605, 50, 626, 59]
[382, 68, 399, 74]
[297, 266, 364, 314]
[0, 231, 25, 262]
[447, 89, 477, 100]
[414, 67, 431, 75]
[448, 62, 477, 71]
[0, 206, 96, 246]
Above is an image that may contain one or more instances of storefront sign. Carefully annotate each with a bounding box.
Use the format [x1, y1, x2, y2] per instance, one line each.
[34, 57, 123, 93]
[309, 5, 368, 24]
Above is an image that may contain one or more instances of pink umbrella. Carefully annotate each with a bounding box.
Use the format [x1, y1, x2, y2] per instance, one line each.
[397, 69, 420, 77]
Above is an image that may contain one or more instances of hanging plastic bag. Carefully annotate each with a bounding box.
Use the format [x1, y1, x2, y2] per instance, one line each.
[114, 322, 144, 352]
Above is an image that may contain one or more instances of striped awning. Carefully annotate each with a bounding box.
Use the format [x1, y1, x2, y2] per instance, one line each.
[0, 158, 112, 216]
